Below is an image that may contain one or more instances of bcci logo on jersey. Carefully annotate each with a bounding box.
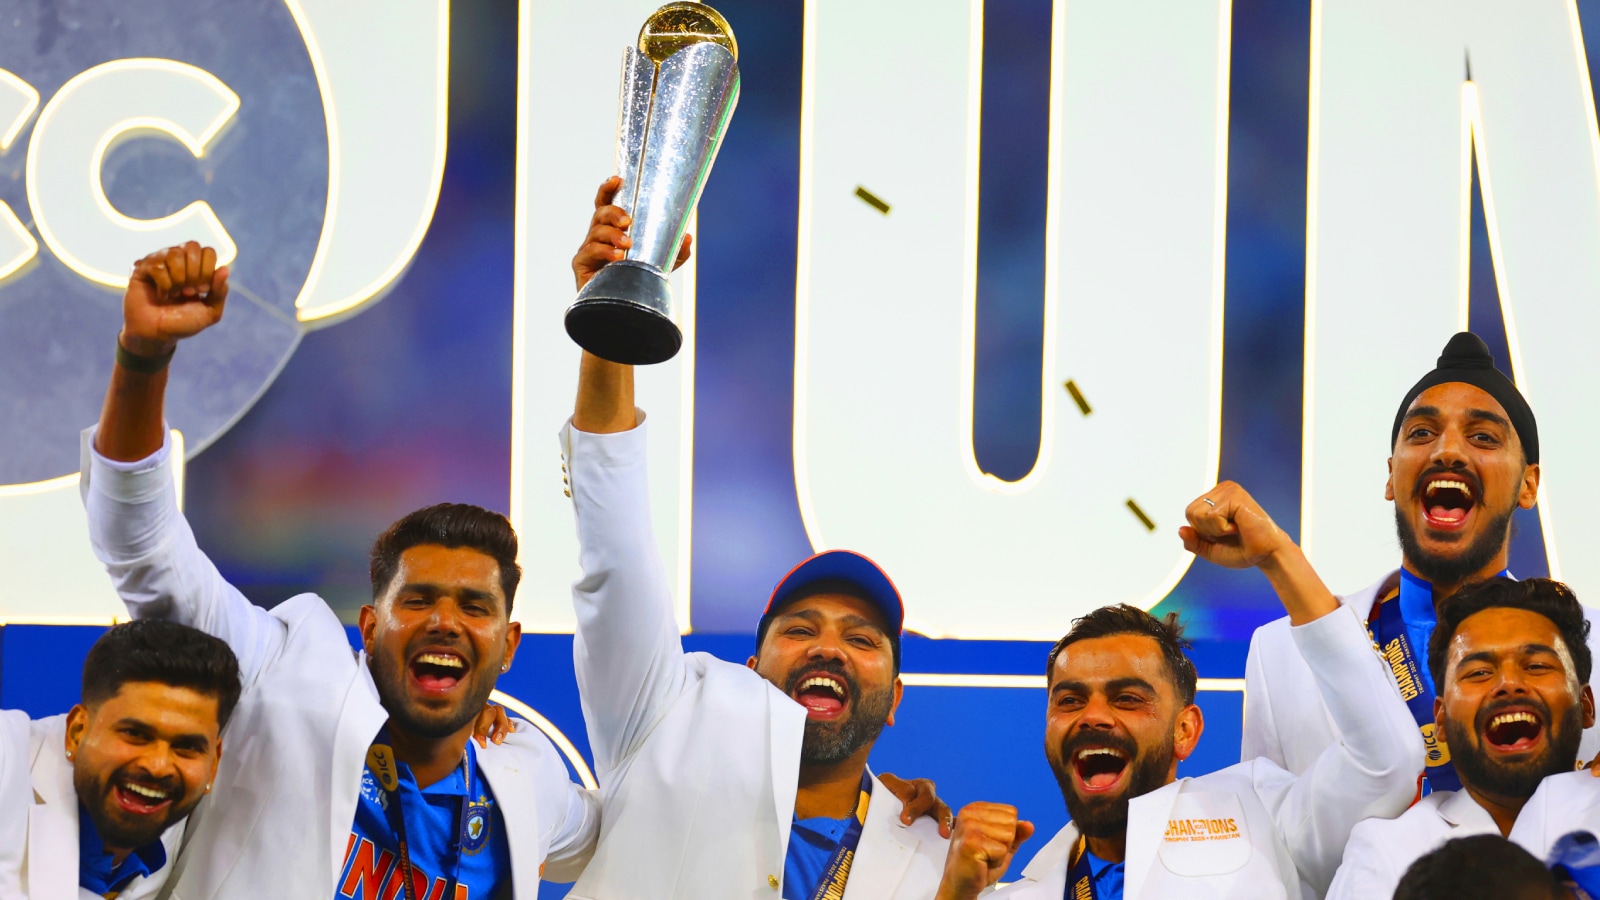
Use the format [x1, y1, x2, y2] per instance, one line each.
[461, 795, 491, 854]
[0, 0, 447, 487]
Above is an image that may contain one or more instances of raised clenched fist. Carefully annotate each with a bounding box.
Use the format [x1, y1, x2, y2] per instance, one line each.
[1179, 480, 1294, 571]
[935, 802, 1034, 900]
[120, 241, 230, 360]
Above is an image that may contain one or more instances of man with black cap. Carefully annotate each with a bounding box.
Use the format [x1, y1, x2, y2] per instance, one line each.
[1243, 332, 1600, 790]
[555, 178, 951, 899]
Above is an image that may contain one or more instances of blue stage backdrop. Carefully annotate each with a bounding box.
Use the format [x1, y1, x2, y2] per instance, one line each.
[7, 1, 1600, 896]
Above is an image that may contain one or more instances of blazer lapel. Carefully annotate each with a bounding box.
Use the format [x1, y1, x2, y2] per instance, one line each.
[477, 746, 540, 900]
[29, 746, 79, 900]
[1014, 824, 1077, 899]
[767, 683, 807, 854]
[327, 656, 389, 892]
[1123, 779, 1184, 899]
[1437, 789, 1499, 832]
[839, 773, 914, 900]
[1346, 571, 1399, 621]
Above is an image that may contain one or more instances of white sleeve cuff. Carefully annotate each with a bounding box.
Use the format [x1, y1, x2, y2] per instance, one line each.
[87, 427, 171, 472]
[560, 410, 649, 469]
[80, 425, 174, 504]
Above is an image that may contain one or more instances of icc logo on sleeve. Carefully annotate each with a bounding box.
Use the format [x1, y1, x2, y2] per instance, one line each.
[0, 0, 447, 487]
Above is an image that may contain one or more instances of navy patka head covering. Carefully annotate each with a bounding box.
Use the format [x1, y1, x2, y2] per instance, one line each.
[1391, 332, 1539, 464]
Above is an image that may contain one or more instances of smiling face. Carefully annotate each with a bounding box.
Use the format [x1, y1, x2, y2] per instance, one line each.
[1045, 634, 1201, 837]
[66, 681, 221, 855]
[1387, 383, 1539, 588]
[360, 544, 521, 740]
[749, 592, 902, 766]
[1436, 607, 1594, 801]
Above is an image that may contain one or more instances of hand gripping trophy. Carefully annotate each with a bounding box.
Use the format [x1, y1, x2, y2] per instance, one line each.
[564, 3, 740, 365]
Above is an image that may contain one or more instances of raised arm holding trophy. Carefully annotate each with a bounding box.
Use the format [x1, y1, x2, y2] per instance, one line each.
[564, 2, 740, 365]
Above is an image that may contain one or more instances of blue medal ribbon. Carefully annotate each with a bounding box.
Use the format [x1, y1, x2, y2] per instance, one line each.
[806, 771, 873, 900]
[1366, 569, 1508, 794]
[1066, 836, 1097, 900]
[367, 726, 475, 900]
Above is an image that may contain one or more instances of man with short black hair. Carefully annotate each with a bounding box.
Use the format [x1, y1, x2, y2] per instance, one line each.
[1327, 576, 1597, 898]
[1245, 333, 1600, 790]
[558, 180, 951, 899]
[2, 619, 239, 899]
[933, 482, 1422, 898]
[1393, 835, 1565, 900]
[83, 243, 600, 898]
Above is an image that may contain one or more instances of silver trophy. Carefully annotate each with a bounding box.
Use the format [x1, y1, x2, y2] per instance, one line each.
[565, 3, 740, 365]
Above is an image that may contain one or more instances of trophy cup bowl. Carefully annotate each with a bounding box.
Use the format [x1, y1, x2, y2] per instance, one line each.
[565, 2, 740, 365]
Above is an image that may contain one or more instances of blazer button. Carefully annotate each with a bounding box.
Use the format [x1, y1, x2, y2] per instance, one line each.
[768, 874, 779, 889]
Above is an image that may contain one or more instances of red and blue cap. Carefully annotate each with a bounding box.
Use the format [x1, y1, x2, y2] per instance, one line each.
[761, 549, 905, 635]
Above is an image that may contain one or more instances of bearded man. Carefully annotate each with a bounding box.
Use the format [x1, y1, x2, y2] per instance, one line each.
[83, 243, 600, 898]
[932, 601, 1418, 898]
[557, 178, 951, 899]
[929, 486, 1423, 898]
[1246, 332, 1600, 791]
[1328, 576, 1598, 898]
[1, 619, 238, 899]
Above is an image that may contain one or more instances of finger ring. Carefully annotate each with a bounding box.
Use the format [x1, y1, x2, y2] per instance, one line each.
[1202, 498, 1216, 507]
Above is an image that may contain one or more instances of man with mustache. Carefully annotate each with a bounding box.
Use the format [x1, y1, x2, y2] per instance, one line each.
[557, 178, 951, 899]
[81, 243, 600, 897]
[1327, 576, 1596, 898]
[0, 618, 239, 899]
[1244, 333, 1600, 789]
[932, 481, 1421, 898]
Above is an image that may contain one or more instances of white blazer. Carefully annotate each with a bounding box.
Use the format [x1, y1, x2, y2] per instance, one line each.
[1508, 770, 1600, 861]
[80, 431, 599, 899]
[4, 713, 180, 900]
[561, 418, 948, 900]
[1243, 571, 1600, 775]
[1328, 770, 1600, 898]
[2, 710, 29, 899]
[994, 608, 1423, 900]
[1324, 788, 1498, 900]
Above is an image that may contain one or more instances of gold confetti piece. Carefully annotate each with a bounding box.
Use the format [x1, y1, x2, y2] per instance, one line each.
[1126, 499, 1156, 532]
[855, 186, 891, 214]
[1063, 380, 1092, 415]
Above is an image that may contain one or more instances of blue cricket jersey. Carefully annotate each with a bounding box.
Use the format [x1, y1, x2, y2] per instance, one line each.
[783, 813, 855, 900]
[336, 747, 510, 900]
[1072, 849, 1124, 900]
[78, 803, 167, 897]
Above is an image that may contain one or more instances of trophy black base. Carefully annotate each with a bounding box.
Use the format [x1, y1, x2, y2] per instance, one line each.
[565, 260, 683, 365]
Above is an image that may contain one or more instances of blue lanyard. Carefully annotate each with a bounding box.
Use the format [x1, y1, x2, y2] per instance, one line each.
[1067, 836, 1097, 900]
[805, 771, 872, 900]
[365, 727, 474, 900]
[1367, 570, 1506, 794]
